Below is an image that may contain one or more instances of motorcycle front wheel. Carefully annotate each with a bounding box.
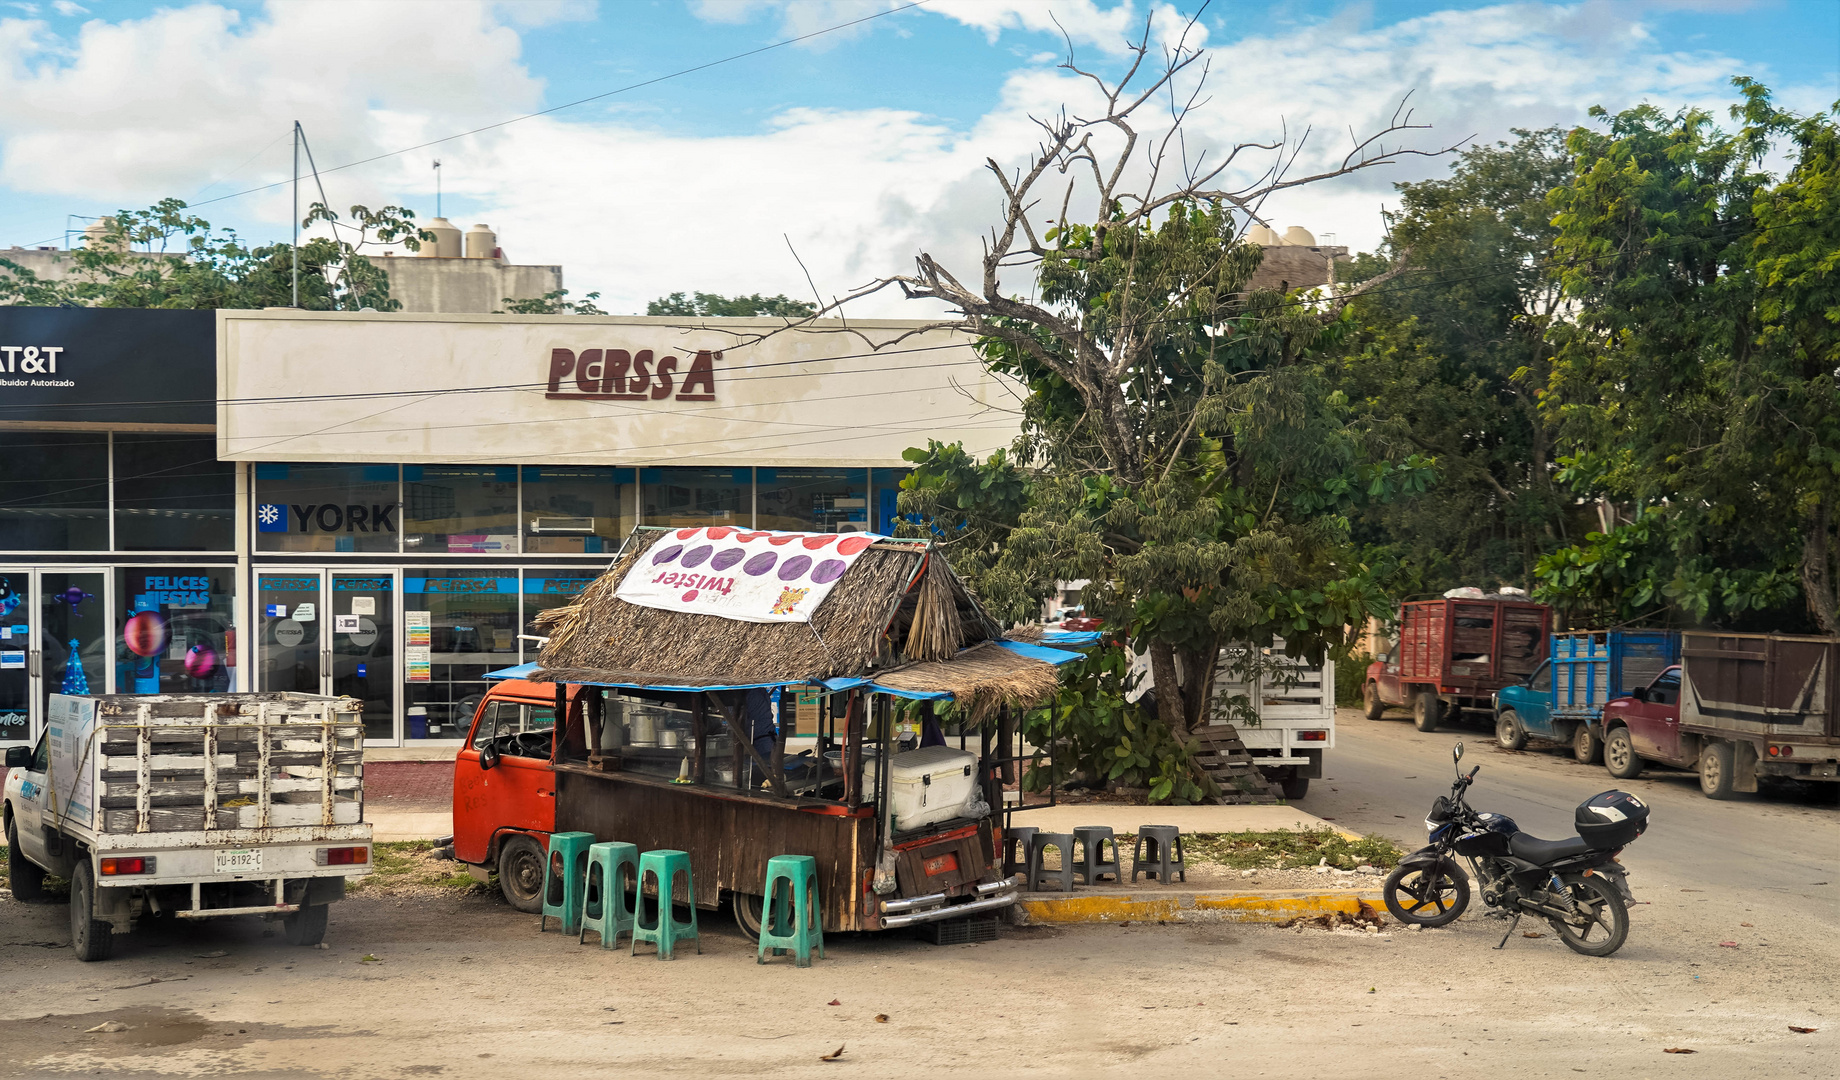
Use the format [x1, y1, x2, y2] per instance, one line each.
[1383, 861, 1470, 927]
[1548, 873, 1629, 957]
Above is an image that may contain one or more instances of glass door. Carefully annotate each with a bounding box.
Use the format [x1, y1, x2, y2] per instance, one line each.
[257, 568, 399, 744]
[0, 569, 31, 744]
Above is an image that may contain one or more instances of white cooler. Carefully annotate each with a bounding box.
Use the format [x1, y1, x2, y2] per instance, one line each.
[876, 746, 980, 833]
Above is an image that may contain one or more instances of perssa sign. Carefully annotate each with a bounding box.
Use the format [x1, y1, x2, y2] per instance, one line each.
[545, 348, 717, 403]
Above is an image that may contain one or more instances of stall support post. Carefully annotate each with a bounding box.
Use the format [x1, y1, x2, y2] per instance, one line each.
[843, 693, 864, 806]
[770, 693, 788, 793]
[585, 688, 605, 768]
[999, 706, 1018, 786]
[551, 683, 569, 766]
[690, 696, 707, 784]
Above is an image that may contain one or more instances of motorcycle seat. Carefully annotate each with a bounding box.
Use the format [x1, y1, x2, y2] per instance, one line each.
[1509, 832, 1595, 864]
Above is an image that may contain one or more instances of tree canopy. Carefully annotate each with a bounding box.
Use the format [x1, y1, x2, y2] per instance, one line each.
[645, 291, 816, 318]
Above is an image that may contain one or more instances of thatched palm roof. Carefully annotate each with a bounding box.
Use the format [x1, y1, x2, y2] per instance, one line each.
[531, 533, 1013, 696]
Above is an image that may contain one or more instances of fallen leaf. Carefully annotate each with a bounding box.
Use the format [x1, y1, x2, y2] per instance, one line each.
[820, 1045, 846, 1062]
[874, 1014, 888, 1023]
[86, 1021, 130, 1033]
[1741, 922, 1753, 927]
[1663, 1048, 1696, 1054]
[195, 950, 228, 958]
[827, 999, 841, 1007]
[1367, 988, 1376, 994]
[360, 954, 381, 963]
[1789, 1026, 1817, 1034]
[1718, 941, 1739, 948]
[1522, 932, 1545, 939]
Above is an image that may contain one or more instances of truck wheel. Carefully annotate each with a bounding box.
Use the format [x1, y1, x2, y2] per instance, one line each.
[69, 862, 115, 962]
[1699, 740, 1737, 800]
[732, 892, 766, 942]
[5, 816, 48, 903]
[1412, 691, 1442, 732]
[1363, 682, 1386, 720]
[496, 834, 546, 914]
[1279, 772, 1310, 800]
[283, 902, 329, 946]
[1495, 709, 1528, 751]
[1573, 723, 1603, 765]
[1603, 727, 1643, 780]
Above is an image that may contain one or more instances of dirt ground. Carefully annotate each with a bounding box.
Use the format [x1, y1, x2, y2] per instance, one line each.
[1, 879, 1831, 1079]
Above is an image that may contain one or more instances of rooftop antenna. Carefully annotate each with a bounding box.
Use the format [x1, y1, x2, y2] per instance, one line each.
[292, 120, 301, 308]
[433, 159, 442, 219]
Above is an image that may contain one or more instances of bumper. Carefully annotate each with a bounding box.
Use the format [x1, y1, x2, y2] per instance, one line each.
[879, 879, 1019, 928]
[92, 839, 373, 887]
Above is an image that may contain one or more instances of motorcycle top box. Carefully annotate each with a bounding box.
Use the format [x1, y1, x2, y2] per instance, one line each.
[1576, 790, 1649, 849]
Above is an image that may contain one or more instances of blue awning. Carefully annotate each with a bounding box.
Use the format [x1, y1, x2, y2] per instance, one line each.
[1037, 629, 1102, 646]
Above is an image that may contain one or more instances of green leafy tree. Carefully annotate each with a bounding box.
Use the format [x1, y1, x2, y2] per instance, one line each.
[645, 291, 816, 318]
[1538, 80, 1838, 630]
[0, 198, 430, 311]
[499, 289, 608, 315]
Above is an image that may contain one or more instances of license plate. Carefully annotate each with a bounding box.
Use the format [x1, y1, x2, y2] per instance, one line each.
[215, 848, 262, 874]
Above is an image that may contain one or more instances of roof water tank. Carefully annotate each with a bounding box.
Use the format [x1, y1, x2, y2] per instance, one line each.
[1246, 223, 1279, 246]
[82, 216, 124, 251]
[464, 223, 497, 260]
[1281, 226, 1317, 247]
[420, 216, 463, 258]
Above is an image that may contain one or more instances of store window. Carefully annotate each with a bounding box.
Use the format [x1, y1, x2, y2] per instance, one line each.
[522, 467, 633, 554]
[522, 573, 596, 661]
[114, 435, 235, 551]
[871, 468, 909, 534]
[114, 567, 236, 693]
[403, 570, 519, 740]
[0, 432, 110, 551]
[756, 468, 869, 533]
[404, 466, 519, 555]
[254, 464, 400, 553]
[643, 467, 749, 529]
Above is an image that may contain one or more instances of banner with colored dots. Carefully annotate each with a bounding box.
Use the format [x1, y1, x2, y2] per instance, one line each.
[615, 527, 886, 624]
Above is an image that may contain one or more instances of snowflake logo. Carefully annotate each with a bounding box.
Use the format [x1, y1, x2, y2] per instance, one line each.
[258, 504, 281, 525]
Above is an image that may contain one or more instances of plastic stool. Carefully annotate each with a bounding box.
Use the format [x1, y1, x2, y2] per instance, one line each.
[757, 854, 826, 967]
[1131, 825, 1186, 884]
[631, 849, 700, 960]
[1072, 826, 1120, 885]
[578, 842, 640, 949]
[539, 831, 595, 934]
[1002, 826, 1037, 877]
[1026, 832, 1075, 893]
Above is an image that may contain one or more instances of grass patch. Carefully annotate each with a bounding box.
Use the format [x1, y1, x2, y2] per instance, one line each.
[348, 840, 487, 897]
[1184, 827, 1402, 871]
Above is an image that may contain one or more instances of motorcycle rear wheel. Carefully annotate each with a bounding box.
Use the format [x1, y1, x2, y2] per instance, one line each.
[1548, 873, 1629, 957]
[1383, 861, 1469, 927]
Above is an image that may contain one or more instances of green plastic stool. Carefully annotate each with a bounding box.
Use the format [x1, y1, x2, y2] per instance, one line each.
[578, 842, 640, 949]
[757, 854, 825, 967]
[631, 849, 700, 960]
[539, 831, 594, 935]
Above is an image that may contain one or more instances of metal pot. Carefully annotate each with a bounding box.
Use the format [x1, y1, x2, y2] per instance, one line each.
[659, 728, 681, 749]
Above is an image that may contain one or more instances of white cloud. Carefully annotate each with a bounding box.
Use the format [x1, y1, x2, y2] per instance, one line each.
[51, 0, 85, 16]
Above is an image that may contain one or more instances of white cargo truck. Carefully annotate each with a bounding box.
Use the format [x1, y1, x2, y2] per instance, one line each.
[2, 692, 372, 961]
[1129, 640, 1336, 800]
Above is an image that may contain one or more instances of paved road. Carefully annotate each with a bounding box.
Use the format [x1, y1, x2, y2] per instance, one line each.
[1304, 705, 1840, 937]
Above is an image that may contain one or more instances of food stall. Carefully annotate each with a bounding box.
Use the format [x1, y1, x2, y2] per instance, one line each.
[476, 526, 1079, 934]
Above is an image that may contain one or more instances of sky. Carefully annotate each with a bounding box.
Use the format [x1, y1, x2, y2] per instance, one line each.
[0, 0, 1835, 316]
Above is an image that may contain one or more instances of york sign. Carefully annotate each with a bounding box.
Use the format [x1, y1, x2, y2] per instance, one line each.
[257, 503, 399, 534]
[545, 348, 718, 402]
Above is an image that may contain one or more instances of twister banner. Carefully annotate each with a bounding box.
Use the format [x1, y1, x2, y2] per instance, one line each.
[616, 527, 886, 623]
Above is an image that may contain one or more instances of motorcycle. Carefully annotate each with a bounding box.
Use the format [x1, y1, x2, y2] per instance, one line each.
[1383, 742, 1650, 956]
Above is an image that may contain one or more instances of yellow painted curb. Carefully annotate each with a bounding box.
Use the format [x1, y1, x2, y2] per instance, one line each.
[1015, 890, 1385, 925]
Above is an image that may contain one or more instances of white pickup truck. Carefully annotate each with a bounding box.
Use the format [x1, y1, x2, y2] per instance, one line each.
[1129, 641, 1336, 799]
[3, 692, 373, 960]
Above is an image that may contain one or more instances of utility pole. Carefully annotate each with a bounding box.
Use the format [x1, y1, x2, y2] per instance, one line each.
[433, 159, 442, 219]
[291, 121, 301, 308]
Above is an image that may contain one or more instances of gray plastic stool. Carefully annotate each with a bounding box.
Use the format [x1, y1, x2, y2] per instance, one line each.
[1073, 826, 1120, 885]
[1131, 825, 1186, 884]
[1026, 832, 1075, 893]
[1002, 826, 1038, 877]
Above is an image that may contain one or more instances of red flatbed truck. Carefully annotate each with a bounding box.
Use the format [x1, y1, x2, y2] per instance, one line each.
[1363, 597, 1551, 731]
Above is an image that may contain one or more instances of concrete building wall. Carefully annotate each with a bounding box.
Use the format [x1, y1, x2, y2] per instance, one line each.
[1246, 243, 1351, 294]
[371, 256, 563, 314]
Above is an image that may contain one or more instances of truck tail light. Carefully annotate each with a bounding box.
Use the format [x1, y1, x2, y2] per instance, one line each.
[1769, 744, 1794, 758]
[315, 846, 369, 866]
[100, 856, 155, 876]
[1296, 730, 1328, 742]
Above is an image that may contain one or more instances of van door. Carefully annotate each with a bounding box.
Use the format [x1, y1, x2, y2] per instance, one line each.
[451, 696, 558, 865]
[10, 733, 51, 863]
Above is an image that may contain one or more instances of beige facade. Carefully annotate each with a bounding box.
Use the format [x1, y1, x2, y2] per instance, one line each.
[371, 255, 563, 314]
[216, 311, 1016, 467]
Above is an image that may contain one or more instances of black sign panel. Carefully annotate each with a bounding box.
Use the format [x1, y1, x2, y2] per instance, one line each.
[0, 307, 214, 425]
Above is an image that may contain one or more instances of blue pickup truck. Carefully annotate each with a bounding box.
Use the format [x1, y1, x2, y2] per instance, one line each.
[1493, 630, 1681, 762]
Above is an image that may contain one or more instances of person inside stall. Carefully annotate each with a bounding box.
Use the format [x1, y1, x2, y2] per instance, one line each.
[747, 687, 777, 788]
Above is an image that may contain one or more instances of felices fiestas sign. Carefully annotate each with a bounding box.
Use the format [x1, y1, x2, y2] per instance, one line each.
[545, 348, 718, 402]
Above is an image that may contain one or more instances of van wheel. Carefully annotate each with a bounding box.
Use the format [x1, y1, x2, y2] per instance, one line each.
[283, 903, 329, 946]
[1699, 741, 1736, 800]
[6, 817, 48, 902]
[732, 892, 766, 942]
[1604, 727, 1643, 780]
[1412, 691, 1442, 732]
[1363, 682, 1386, 720]
[496, 834, 546, 913]
[70, 862, 115, 962]
[1573, 723, 1603, 765]
[1495, 709, 1528, 751]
